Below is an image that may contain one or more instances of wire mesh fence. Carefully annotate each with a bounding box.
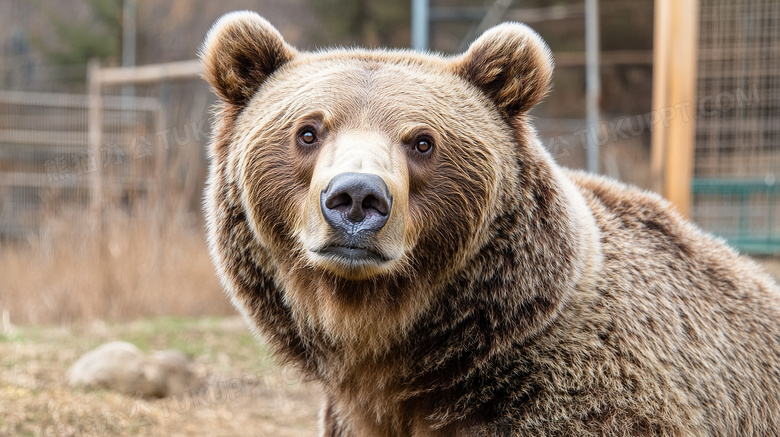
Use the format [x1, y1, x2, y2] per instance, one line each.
[0, 76, 214, 236]
[0, 90, 161, 241]
[693, 0, 780, 254]
[0, 63, 232, 325]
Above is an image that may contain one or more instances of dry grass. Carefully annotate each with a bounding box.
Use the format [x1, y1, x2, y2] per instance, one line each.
[0, 209, 234, 326]
[0, 316, 321, 437]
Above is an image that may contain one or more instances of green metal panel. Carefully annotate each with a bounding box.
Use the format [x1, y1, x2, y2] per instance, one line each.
[692, 178, 780, 255]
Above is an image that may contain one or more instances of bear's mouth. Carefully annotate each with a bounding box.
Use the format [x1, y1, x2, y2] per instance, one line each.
[315, 245, 390, 263]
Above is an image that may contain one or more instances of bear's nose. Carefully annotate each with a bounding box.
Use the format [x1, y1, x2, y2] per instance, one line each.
[321, 172, 392, 236]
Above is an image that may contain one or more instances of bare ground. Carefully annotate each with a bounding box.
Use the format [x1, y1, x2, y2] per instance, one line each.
[0, 317, 320, 437]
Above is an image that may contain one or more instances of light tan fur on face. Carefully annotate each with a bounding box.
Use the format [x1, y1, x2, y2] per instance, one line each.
[300, 129, 410, 279]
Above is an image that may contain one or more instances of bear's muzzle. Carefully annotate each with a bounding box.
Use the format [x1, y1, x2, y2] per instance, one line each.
[320, 172, 392, 242]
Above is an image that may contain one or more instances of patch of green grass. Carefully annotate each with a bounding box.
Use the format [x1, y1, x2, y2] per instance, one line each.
[0, 330, 26, 344]
[5, 316, 277, 374]
[111, 316, 210, 356]
[102, 316, 275, 370]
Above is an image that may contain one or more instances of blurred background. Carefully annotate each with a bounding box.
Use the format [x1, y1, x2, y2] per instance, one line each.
[1, 1, 779, 435]
[0, 0, 777, 328]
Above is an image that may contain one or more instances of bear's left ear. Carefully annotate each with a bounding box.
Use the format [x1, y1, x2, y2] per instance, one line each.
[453, 23, 553, 118]
[200, 11, 297, 106]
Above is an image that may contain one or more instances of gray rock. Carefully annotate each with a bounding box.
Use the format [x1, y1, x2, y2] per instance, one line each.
[67, 341, 196, 398]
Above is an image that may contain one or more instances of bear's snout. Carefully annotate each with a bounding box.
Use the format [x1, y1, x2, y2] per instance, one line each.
[321, 172, 392, 238]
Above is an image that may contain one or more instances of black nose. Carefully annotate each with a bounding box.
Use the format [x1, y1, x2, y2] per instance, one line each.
[321, 172, 392, 237]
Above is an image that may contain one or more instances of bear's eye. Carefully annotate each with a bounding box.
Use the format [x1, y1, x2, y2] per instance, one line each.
[297, 128, 318, 146]
[414, 137, 434, 155]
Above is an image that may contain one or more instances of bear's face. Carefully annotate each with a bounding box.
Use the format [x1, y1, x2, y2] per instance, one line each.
[202, 12, 554, 349]
[233, 54, 514, 281]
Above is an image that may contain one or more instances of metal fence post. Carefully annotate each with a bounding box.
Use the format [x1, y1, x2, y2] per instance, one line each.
[87, 58, 103, 228]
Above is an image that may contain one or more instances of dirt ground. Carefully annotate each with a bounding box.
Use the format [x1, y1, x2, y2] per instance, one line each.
[0, 317, 320, 437]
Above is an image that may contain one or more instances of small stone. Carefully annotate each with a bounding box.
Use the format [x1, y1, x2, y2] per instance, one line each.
[67, 341, 196, 398]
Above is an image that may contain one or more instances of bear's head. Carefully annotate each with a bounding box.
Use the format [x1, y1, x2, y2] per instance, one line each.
[202, 12, 594, 356]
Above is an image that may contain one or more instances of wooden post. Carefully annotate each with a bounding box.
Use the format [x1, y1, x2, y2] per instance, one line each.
[87, 58, 103, 227]
[651, 0, 699, 218]
[88, 58, 113, 298]
[97, 60, 202, 85]
[153, 100, 168, 240]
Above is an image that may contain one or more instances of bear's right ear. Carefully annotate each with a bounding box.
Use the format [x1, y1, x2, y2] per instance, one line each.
[200, 11, 296, 106]
[453, 23, 553, 119]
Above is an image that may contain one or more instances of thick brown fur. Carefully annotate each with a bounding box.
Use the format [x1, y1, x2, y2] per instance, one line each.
[201, 11, 780, 436]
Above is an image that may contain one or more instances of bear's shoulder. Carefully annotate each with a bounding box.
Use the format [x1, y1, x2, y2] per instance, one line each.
[564, 167, 780, 313]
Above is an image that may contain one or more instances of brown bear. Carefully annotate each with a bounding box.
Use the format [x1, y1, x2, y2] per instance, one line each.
[201, 11, 780, 436]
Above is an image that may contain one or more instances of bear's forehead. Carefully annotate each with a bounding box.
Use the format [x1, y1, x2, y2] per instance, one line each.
[262, 51, 475, 101]
[245, 51, 490, 129]
[293, 50, 452, 79]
